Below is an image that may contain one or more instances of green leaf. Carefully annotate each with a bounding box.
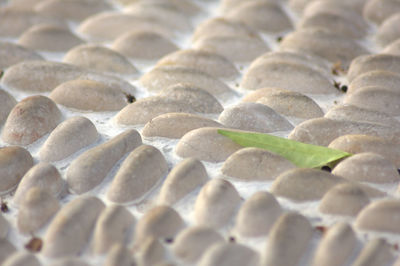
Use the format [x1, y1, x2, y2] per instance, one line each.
[218, 129, 352, 169]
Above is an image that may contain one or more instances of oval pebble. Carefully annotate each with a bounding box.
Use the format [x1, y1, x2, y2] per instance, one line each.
[121, 0, 201, 16]
[13, 162, 64, 205]
[0, 89, 17, 125]
[194, 178, 241, 228]
[218, 102, 293, 133]
[66, 129, 142, 194]
[92, 205, 135, 254]
[0, 214, 9, 239]
[0, 239, 16, 264]
[352, 238, 394, 266]
[312, 223, 357, 266]
[235, 191, 282, 237]
[107, 145, 168, 204]
[175, 127, 242, 163]
[0, 41, 43, 69]
[2, 252, 40, 266]
[18, 24, 84, 52]
[363, 0, 400, 24]
[376, 13, 400, 47]
[262, 212, 313, 266]
[105, 244, 135, 266]
[137, 237, 166, 266]
[348, 54, 400, 82]
[156, 49, 238, 80]
[356, 199, 400, 233]
[319, 183, 370, 216]
[2, 95, 62, 145]
[49, 258, 90, 266]
[17, 187, 60, 234]
[221, 147, 296, 181]
[43, 196, 105, 258]
[158, 158, 208, 205]
[134, 205, 184, 245]
[199, 243, 259, 266]
[348, 70, 400, 95]
[50, 79, 128, 111]
[332, 152, 400, 183]
[172, 226, 224, 263]
[0, 146, 33, 195]
[140, 66, 233, 98]
[38, 116, 98, 162]
[63, 44, 138, 77]
[143, 113, 222, 139]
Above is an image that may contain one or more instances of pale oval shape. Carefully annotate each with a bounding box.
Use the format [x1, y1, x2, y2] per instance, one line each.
[50, 79, 128, 111]
[376, 13, 400, 47]
[348, 54, 400, 82]
[143, 113, 222, 139]
[38, 116, 99, 162]
[35, 0, 112, 22]
[2, 252, 40, 266]
[0, 239, 16, 264]
[262, 212, 313, 266]
[0, 41, 43, 69]
[319, 183, 370, 216]
[172, 226, 224, 263]
[140, 66, 233, 97]
[0, 89, 17, 125]
[137, 237, 165, 266]
[66, 129, 142, 194]
[134, 205, 184, 245]
[17, 187, 60, 234]
[48, 258, 90, 266]
[63, 44, 138, 76]
[43, 196, 105, 258]
[199, 243, 259, 266]
[158, 158, 208, 205]
[356, 199, 400, 233]
[0, 214, 9, 239]
[107, 145, 168, 204]
[235, 191, 282, 237]
[105, 244, 135, 266]
[288, 117, 400, 146]
[241, 61, 338, 94]
[13, 162, 64, 205]
[218, 102, 293, 133]
[194, 178, 241, 228]
[157, 49, 238, 80]
[312, 223, 357, 266]
[92, 205, 135, 254]
[220, 0, 279, 13]
[348, 70, 400, 95]
[175, 127, 242, 163]
[18, 24, 84, 52]
[352, 238, 394, 266]
[363, 0, 400, 24]
[329, 134, 400, 167]
[332, 152, 400, 183]
[221, 147, 296, 181]
[2, 95, 62, 145]
[120, 0, 201, 15]
[112, 30, 178, 60]
[0, 146, 33, 195]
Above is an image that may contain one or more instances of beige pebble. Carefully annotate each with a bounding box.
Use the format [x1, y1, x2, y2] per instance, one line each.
[137, 237, 166, 266]
[48, 258, 90, 266]
[0, 214, 9, 239]
[175, 127, 242, 163]
[158, 158, 208, 205]
[383, 38, 400, 55]
[348, 54, 400, 82]
[262, 212, 313, 266]
[122, 0, 201, 15]
[319, 183, 370, 216]
[140, 66, 233, 98]
[0, 41, 43, 69]
[66, 129, 142, 194]
[220, 0, 277, 13]
[363, 0, 400, 24]
[235, 191, 282, 237]
[92, 205, 135, 254]
[332, 152, 400, 183]
[63, 44, 138, 77]
[221, 147, 296, 181]
[13, 162, 64, 205]
[112, 30, 178, 60]
[2, 252, 40, 266]
[134, 205, 184, 245]
[218, 102, 293, 133]
[0, 146, 33, 195]
[376, 13, 400, 47]
[43, 196, 105, 258]
[2, 95, 62, 145]
[195, 178, 241, 228]
[38, 116, 99, 162]
[156, 49, 238, 80]
[348, 70, 400, 95]
[329, 134, 400, 167]
[17, 187, 60, 234]
[0, 239, 16, 264]
[142, 113, 222, 139]
[107, 145, 168, 204]
[50, 79, 128, 111]
[104, 244, 135, 266]
[172, 226, 224, 263]
[312, 223, 357, 266]
[0, 89, 17, 125]
[199, 243, 259, 266]
[352, 238, 394, 266]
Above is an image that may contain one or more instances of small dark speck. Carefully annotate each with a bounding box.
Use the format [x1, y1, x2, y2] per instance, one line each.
[276, 36, 283, 42]
[321, 166, 331, 172]
[125, 94, 136, 103]
[229, 236, 236, 242]
[0, 70, 3, 80]
[397, 169, 400, 175]
[25, 237, 43, 252]
[315, 226, 327, 234]
[340, 85, 348, 93]
[164, 238, 174, 244]
[1, 201, 8, 213]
